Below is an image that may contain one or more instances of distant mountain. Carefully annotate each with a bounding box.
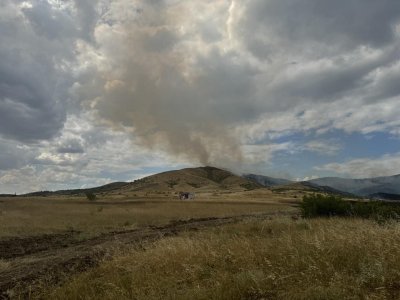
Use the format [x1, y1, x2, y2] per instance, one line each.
[243, 174, 293, 187]
[272, 181, 357, 197]
[244, 174, 356, 197]
[309, 174, 400, 196]
[369, 193, 400, 201]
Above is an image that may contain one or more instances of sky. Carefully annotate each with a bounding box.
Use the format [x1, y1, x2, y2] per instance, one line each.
[1, 0, 400, 194]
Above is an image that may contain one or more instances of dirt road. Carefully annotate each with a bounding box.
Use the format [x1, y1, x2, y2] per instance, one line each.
[0, 211, 294, 299]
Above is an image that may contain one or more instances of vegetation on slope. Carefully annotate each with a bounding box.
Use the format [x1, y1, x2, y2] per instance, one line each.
[301, 194, 400, 221]
[44, 217, 400, 300]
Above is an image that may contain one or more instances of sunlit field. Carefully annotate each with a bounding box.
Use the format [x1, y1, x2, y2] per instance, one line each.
[0, 194, 296, 239]
[44, 217, 400, 300]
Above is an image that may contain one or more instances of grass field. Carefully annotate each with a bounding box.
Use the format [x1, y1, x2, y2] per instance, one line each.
[4, 192, 400, 299]
[44, 217, 400, 300]
[0, 194, 295, 239]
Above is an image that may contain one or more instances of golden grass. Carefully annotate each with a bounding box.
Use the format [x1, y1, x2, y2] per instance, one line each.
[0, 196, 293, 239]
[45, 217, 400, 300]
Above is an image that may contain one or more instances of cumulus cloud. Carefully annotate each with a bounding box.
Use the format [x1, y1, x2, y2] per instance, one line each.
[301, 140, 342, 156]
[0, 113, 187, 194]
[316, 153, 400, 178]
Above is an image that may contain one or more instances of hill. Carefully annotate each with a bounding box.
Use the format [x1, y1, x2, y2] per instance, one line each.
[21, 167, 264, 197]
[118, 166, 263, 194]
[23, 182, 129, 197]
[243, 174, 292, 187]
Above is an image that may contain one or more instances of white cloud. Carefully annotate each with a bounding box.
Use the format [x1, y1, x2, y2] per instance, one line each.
[316, 152, 400, 178]
[302, 140, 342, 156]
[242, 142, 294, 164]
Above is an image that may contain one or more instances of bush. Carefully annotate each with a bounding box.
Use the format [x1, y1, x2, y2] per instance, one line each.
[301, 194, 400, 221]
[85, 192, 97, 201]
[301, 194, 350, 218]
[350, 201, 400, 221]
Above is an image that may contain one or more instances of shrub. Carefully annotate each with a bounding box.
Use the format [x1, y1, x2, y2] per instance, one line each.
[85, 192, 97, 202]
[166, 180, 178, 188]
[350, 201, 400, 221]
[301, 194, 350, 218]
[301, 194, 400, 221]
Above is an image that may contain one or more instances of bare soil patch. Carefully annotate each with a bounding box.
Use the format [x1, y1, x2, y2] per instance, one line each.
[0, 231, 81, 260]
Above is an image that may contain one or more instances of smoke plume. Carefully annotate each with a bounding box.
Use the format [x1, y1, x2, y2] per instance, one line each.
[84, 1, 256, 166]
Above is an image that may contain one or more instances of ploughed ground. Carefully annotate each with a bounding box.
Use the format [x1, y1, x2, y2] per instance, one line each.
[0, 211, 295, 299]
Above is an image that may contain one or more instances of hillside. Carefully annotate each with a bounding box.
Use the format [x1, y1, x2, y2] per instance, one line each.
[118, 166, 263, 194]
[243, 174, 292, 187]
[19, 167, 265, 197]
[23, 182, 129, 197]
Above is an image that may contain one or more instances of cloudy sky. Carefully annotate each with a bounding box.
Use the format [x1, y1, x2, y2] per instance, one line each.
[1, 0, 400, 193]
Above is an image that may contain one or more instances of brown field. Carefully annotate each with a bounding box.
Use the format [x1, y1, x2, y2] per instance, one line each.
[44, 217, 400, 300]
[0, 189, 300, 298]
[0, 190, 296, 239]
[1, 167, 391, 299]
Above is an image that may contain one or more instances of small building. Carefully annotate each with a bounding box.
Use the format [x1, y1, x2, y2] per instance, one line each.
[179, 192, 195, 200]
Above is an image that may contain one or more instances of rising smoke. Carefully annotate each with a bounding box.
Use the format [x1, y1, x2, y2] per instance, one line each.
[84, 1, 257, 166]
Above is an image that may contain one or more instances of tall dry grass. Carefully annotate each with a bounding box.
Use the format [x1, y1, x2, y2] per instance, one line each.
[44, 217, 400, 299]
[0, 197, 291, 239]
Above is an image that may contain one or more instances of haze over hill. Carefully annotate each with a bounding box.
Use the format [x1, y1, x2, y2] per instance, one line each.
[243, 174, 292, 187]
[242, 173, 400, 198]
[309, 175, 400, 197]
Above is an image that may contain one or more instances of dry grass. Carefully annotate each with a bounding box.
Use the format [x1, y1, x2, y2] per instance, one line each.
[0, 196, 293, 239]
[0, 260, 10, 272]
[44, 217, 400, 300]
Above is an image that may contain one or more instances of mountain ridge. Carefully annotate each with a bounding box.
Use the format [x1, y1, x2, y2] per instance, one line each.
[309, 174, 400, 197]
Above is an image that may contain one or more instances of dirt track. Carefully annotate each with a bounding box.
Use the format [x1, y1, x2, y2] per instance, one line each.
[0, 211, 294, 299]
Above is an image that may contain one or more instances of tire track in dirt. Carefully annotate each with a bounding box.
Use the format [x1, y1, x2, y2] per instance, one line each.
[0, 211, 295, 299]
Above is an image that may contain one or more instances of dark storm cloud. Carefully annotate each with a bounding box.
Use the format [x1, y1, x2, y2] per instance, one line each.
[265, 46, 399, 105]
[21, 1, 78, 40]
[56, 138, 85, 154]
[0, 1, 98, 143]
[0, 140, 35, 170]
[73, 0, 100, 41]
[236, 0, 400, 129]
[240, 0, 400, 58]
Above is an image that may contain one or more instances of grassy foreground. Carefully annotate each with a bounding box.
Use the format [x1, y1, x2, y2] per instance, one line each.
[44, 217, 400, 300]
